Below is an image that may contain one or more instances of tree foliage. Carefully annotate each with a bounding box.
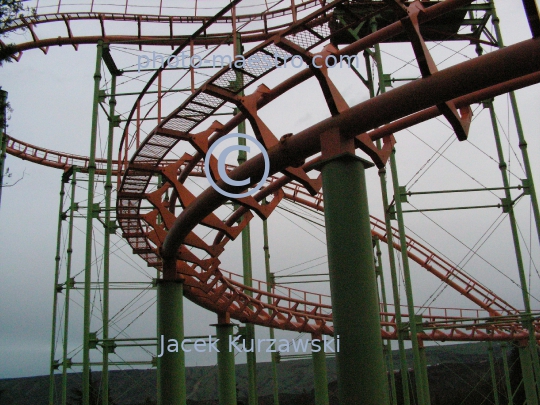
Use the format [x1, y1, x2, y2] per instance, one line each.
[0, 0, 34, 66]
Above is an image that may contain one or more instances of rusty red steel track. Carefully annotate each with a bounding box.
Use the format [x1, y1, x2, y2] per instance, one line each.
[4, 135, 181, 175]
[4, 133, 521, 321]
[5, 0, 539, 342]
[112, 0, 540, 342]
[0, 0, 324, 59]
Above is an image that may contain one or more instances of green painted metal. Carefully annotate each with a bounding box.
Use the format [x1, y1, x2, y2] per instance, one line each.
[488, 342, 500, 405]
[62, 168, 77, 405]
[82, 40, 103, 405]
[520, 345, 539, 405]
[401, 204, 505, 213]
[49, 175, 66, 405]
[243, 225, 258, 405]
[376, 240, 398, 405]
[157, 280, 186, 405]
[501, 343, 514, 405]
[486, 100, 540, 402]
[367, 21, 412, 405]
[216, 321, 237, 405]
[101, 70, 117, 405]
[311, 339, 329, 405]
[235, 32, 258, 405]
[403, 186, 524, 196]
[0, 89, 7, 210]
[262, 211, 280, 405]
[491, 2, 540, 247]
[320, 153, 389, 405]
[389, 148, 430, 405]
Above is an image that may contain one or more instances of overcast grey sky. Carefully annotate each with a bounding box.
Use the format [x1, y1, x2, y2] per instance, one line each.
[1, 0, 540, 381]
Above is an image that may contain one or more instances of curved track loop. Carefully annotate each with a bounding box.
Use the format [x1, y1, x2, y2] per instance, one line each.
[1, 0, 324, 59]
[116, 0, 540, 342]
[3, 0, 320, 34]
[3, 132, 519, 320]
[4, 135, 182, 175]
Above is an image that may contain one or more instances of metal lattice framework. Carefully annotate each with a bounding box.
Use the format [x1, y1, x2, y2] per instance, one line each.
[4, 0, 540, 344]
[113, 0, 540, 342]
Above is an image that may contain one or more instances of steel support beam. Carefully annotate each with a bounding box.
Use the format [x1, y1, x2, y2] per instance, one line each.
[311, 335, 329, 405]
[320, 153, 389, 405]
[490, 2, 540, 251]
[488, 342, 500, 405]
[235, 31, 258, 405]
[367, 25, 412, 405]
[61, 168, 77, 405]
[502, 343, 514, 405]
[82, 40, 103, 405]
[262, 208, 280, 405]
[375, 239, 398, 405]
[101, 68, 117, 405]
[49, 174, 66, 405]
[216, 315, 237, 405]
[389, 148, 431, 405]
[486, 99, 540, 403]
[157, 279, 186, 405]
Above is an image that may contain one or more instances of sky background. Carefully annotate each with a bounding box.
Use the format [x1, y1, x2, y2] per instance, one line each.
[1, 0, 540, 386]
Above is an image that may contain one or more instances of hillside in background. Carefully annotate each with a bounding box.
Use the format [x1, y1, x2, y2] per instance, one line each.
[0, 342, 521, 405]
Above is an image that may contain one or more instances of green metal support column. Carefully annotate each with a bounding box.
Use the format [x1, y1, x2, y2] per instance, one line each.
[157, 279, 186, 405]
[101, 70, 117, 405]
[311, 334, 329, 405]
[369, 17, 428, 404]
[490, 3, 540, 246]
[242, 223, 258, 405]
[366, 22, 412, 405]
[520, 343, 538, 405]
[488, 342, 500, 405]
[216, 315, 237, 405]
[235, 31, 258, 405]
[375, 239, 398, 405]
[0, 89, 7, 210]
[82, 40, 103, 405]
[389, 147, 430, 405]
[501, 343, 514, 405]
[49, 175, 67, 405]
[62, 168, 77, 405]
[486, 100, 540, 403]
[262, 207, 280, 405]
[320, 153, 389, 405]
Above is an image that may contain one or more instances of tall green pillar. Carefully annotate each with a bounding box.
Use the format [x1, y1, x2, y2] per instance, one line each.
[157, 279, 186, 405]
[519, 343, 538, 405]
[312, 334, 329, 405]
[488, 342, 500, 405]
[262, 205, 280, 405]
[320, 153, 390, 405]
[216, 315, 237, 405]
[365, 21, 412, 404]
[235, 30, 258, 405]
[101, 64, 117, 405]
[62, 168, 77, 405]
[82, 40, 103, 405]
[49, 175, 67, 405]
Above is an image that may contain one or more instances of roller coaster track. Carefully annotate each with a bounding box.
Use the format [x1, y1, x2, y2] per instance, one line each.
[2, 0, 320, 34]
[3, 133, 521, 319]
[4, 0, 539, 343]
[0, 0, 325, 59]
[112, 0, 540, 342]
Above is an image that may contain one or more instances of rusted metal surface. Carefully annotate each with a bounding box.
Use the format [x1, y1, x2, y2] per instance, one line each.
[6, 0, 540, 343]
[113, 0, 540, 341]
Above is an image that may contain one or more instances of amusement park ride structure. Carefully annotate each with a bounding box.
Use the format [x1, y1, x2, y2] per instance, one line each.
[1, 0, 540, 404]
